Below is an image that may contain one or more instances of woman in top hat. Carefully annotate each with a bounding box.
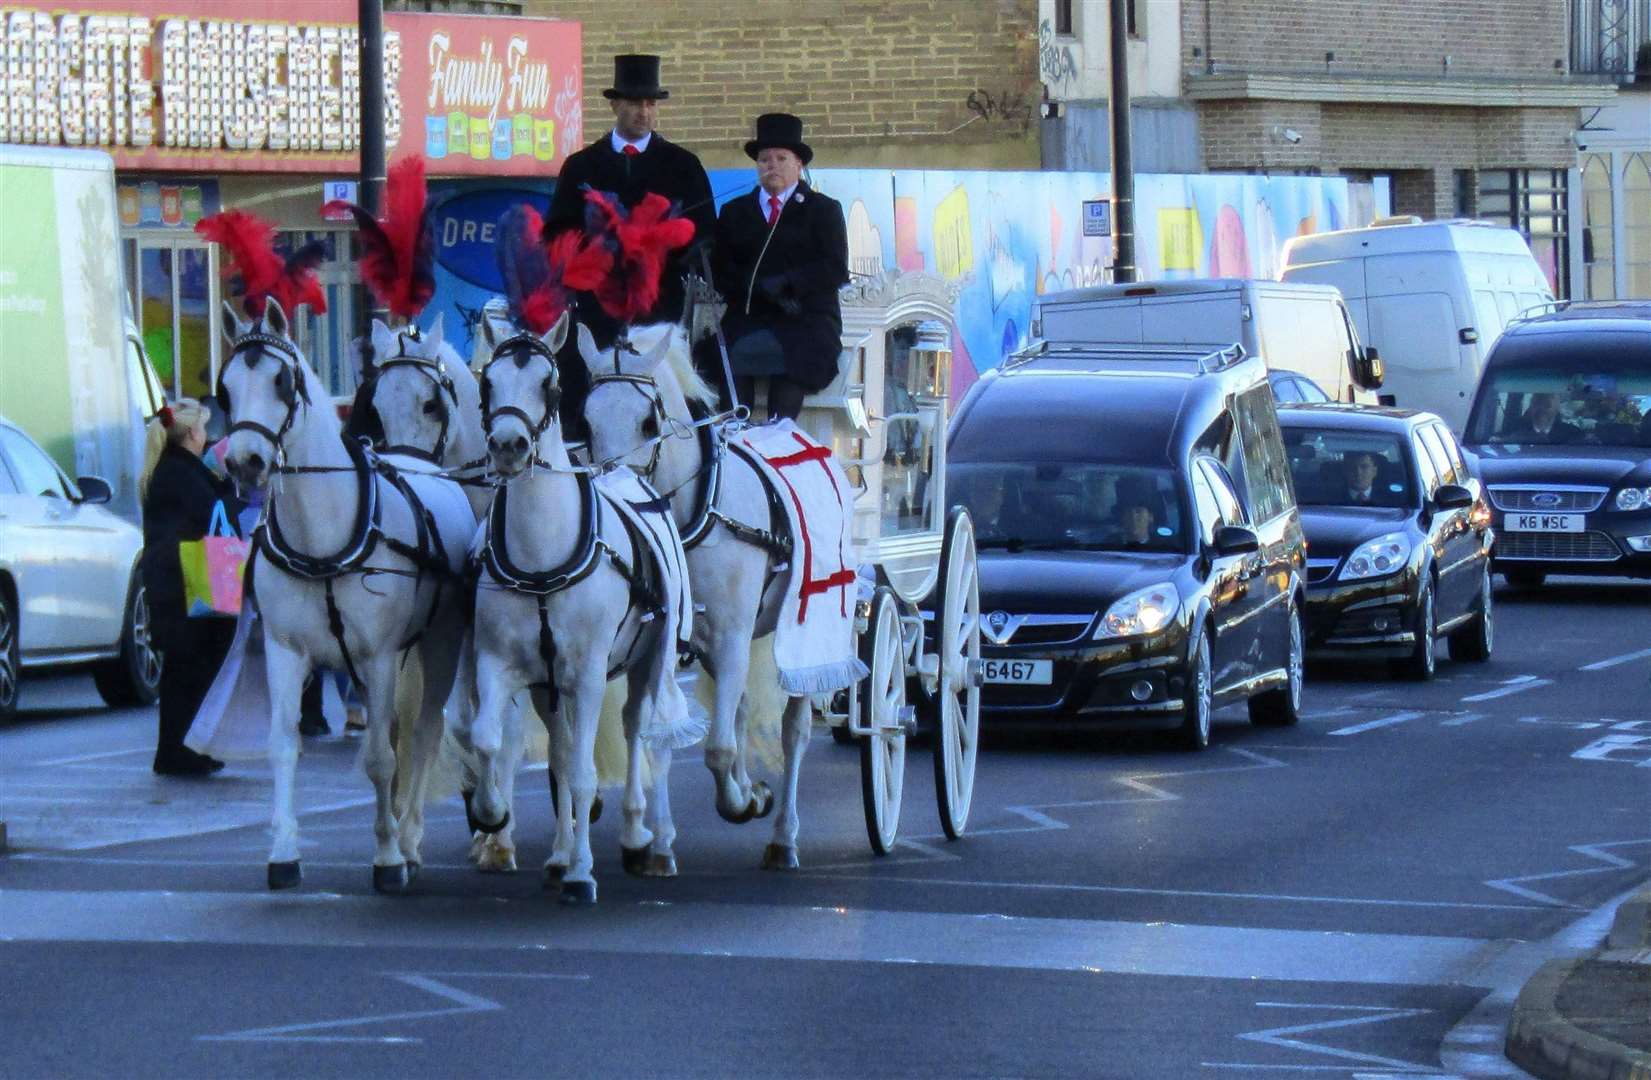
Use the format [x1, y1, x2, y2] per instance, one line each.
[711, 112, 849, 420]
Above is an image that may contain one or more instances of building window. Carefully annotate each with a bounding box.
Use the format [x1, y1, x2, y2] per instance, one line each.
[1127, 0, 1141, 37]
[1582, 154, 1616, 300]
[1625, 154, 1651, 299]
[1478, 169, 1570, 297]
[1054, 0, 1074, 35]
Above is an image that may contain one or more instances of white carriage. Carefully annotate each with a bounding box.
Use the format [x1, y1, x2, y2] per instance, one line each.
[790, 269, 984, 854]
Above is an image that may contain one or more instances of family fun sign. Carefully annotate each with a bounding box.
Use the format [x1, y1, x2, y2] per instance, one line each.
[0, 2, 579, 175]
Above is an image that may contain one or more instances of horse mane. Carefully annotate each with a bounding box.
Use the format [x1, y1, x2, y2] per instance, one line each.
[642, 322, 718, 409]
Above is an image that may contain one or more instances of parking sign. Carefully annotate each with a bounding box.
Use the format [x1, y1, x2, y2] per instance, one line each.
[1082, 199, 1111, 238]
[322, 181, 359, 221]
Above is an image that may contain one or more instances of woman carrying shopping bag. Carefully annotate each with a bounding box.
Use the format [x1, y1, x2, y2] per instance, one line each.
[140, 399, 244, 776]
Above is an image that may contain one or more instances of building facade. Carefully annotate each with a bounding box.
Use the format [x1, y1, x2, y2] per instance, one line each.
[1570, 0, 1651, 300]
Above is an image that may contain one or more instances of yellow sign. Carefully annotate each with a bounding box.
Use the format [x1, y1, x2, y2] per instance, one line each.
[933, 186, 974, 280]
[1159, 208, 1204, 271]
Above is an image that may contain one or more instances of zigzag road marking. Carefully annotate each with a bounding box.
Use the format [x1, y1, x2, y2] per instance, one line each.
[1205, 1001, 1437, 1073]
[1483, 838, 1651, 907]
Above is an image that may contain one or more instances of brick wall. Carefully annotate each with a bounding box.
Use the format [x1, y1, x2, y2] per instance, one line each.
[1181, 0, 1568, 79]
[523, 0, 1041, 170]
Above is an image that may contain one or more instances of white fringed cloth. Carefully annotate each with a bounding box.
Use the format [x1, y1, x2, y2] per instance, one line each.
[729, 421, 867, 695]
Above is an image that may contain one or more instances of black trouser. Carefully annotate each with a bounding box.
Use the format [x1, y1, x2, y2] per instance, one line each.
[154, 620, 236, 764]
[733, 375, 807, 421]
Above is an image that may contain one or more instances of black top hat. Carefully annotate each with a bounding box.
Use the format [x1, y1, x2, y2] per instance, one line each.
[743, 112, 813, 165]
[604, 54, 669, 100]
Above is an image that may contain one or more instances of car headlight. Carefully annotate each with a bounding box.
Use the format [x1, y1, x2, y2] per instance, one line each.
[1615, 487, 1651, 511]
[1094, 583, 1180, 639]
[1340, 532, 1411, 581]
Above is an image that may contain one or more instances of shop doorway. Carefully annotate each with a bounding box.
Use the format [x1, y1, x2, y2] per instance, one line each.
[124, 234, 220, 424]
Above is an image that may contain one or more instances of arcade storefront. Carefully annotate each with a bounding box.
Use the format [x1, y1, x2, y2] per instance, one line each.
[1, 3, 580, 419]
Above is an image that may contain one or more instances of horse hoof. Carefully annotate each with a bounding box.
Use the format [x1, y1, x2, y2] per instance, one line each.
[559, 879, 598, 906]
[474, 808, 510, 836]
[542, 863, 567, 889]
[372, 863, 410, 894]
[644, 852, 678, 878]
[477, 850, 517, 874]
[267, 860, 302, 890]
[761, 844, 800, 872]
[752, 781, 775, 820]
[621, 844, 651, 877]
[461, 788, 481, 834]
[718, 799, 757, 825]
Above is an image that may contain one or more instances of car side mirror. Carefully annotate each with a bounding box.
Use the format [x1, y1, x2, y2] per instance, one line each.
[1212, 524, 1260, 556]
[1433, 483, 1473, 511]
[1355, 345, 1384, 390]
[75, 475, 113, 504]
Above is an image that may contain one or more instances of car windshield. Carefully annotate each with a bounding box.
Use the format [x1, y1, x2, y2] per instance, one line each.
[1281, 428, 1415, 508]
[1466, 368, 1651, 448]
[949, 462, 1187, 553]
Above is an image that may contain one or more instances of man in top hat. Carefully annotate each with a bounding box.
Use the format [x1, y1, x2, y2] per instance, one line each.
[544, 54, 716, 430]
[710, 112, 849, 420]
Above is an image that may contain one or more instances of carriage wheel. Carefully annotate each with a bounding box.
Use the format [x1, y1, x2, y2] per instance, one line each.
[858, 586, 907, 855]
[931, 506, 981, 840]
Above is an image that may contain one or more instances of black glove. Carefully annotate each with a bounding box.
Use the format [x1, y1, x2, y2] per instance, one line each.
[758, 274, 802, 316]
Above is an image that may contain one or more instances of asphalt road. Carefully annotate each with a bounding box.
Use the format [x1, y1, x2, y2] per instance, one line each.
[2, 576, 1647, 1079]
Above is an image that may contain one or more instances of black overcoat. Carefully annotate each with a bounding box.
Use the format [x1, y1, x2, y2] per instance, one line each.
[713, 181, 849, 393]
[140, 444, 243, 653]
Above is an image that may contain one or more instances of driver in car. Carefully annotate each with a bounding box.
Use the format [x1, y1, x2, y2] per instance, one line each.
[1112, 481, 1160, 547]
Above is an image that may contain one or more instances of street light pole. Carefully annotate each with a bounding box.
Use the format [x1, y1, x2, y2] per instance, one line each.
[1108, 0, 1136, 284]
[359, 0, 385, 218]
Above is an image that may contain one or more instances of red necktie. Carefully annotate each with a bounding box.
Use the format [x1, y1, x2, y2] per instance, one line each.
[766, 195, 781, 226]
[622, 144, 640, 156]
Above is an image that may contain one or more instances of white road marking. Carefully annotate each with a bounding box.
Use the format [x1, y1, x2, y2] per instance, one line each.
[1460, 677, 1552, 703]
[1517, 716, 1605, 729]
[1580, 646, 1651, 671]
[1572, 734, 1651, 766]
[1, 889, 1509, 987]
[198, 973, 507, 1044]
[1483, 838, 1650, 906]
[1329, 712, 1422, 736]
[1438, 713, 1484, 727]
[32, 747, 149, 767]
[1205, 1001, 1435, 1073]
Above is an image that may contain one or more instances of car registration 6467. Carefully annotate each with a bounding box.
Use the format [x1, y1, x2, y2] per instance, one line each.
[981, 659, 1053, 685]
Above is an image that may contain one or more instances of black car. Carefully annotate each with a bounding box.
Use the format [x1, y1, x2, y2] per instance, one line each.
[1460, 302, 1651, 586]
[1278, 404, 1494, 678]
[944, 342, 1308, 750]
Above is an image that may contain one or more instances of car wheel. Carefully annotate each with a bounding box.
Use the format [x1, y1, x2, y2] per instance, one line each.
[1177, 629, 1213, 751]
[1395, 577, 1437, 681]
[1503, 567, 1545, 589]
[1448, 564, 1494, 663]
[1249, 600, 1303, 727]
[92, 575, 163, 708]
[0, 585, 19, 721]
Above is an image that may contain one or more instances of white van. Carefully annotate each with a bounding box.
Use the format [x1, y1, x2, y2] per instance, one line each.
[1280, 219, 1554, 431]
[0, 146, 161, 524]
[1031, 278, 1383, 404]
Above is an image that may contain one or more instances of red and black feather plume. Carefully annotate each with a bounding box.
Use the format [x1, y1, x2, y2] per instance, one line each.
[323, 156, 435, 320]
[195, 210, 327, 317]
[575, 189, 696, 324]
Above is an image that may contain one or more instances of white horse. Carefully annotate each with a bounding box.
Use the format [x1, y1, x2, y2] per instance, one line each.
[581, 322, 815, 871]
[218, 299, 473, 893]
[355, 315, 528, 873]
[464, 310, 684, 904]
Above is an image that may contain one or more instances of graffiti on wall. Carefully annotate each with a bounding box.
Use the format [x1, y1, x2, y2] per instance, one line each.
[1038, 19, 1079, 89]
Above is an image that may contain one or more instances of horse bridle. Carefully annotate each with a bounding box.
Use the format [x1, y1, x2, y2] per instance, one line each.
[587, 338, 671, 478]
[480, 333, 562, 445]
[217, 331, 310, 462]
[373, 327, 459, 463]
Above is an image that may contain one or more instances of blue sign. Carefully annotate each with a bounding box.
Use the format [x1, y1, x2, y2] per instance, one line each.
[1082, 199, 1111, 237]
[431, 187, 549, 290]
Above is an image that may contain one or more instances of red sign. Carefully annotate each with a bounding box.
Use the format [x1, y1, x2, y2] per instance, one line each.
[0, 4, 579, 176]
[386, 12, 580, 177]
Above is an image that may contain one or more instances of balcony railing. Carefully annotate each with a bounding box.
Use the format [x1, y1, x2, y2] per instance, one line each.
[1571, 0, 1651, 79]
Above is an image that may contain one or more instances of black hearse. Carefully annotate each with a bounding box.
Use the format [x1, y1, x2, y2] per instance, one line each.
[944, 342, 1308, 750]
[1461, 302, 1651, 585]
[1278, 404, 1494, 678]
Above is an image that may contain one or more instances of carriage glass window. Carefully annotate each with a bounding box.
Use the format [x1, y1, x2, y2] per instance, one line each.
[1467, 368, 1651, 448]
[1232, 385, 1296, 522]
[951, 461, 1186, 553]
[1281, 428, 1414, 508]
[879, 322, 948, 537]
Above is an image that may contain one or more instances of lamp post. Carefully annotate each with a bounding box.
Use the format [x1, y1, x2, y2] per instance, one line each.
[1108, 0, 1136, 284]
[359, 0, 385, 218]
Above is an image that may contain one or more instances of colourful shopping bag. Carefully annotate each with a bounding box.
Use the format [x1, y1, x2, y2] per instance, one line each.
[180, 501, 249, 617]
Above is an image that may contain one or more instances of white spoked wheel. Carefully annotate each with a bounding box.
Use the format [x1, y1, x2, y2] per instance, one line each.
[858, 586, 907, 856]
[932, 506, 981, 840]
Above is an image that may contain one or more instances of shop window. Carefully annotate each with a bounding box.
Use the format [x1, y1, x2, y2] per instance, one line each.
[1625, 154, 1651, 300]
[1582, 154, 1616, 300]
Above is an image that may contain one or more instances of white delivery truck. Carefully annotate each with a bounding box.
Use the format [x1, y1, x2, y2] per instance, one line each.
[1031, 278, 1384, 404]
[1280, 219, 1554, 431]
[0, 146, 163, 524]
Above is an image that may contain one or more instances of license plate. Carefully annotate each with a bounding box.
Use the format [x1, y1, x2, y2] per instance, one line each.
[982, 659, 1053, 685]
[1504, 513, 1584, 532]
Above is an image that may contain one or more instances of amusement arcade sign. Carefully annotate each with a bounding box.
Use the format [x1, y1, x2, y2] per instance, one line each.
[0, 2, 580, 174]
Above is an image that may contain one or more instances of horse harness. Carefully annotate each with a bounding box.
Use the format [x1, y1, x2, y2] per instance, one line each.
[480, 332, 561, 459]
[370, 326, 460, 465]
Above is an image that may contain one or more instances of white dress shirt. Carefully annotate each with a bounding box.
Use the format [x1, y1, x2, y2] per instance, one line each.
[610, 130, 653, 154]
[758, 182, 799, 219]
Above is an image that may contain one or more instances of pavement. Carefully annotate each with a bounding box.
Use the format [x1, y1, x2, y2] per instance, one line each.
[1506, 885, 1651, 1080]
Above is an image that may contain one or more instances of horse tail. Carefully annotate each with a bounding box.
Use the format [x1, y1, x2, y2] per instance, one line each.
[693, 634, 786, 773]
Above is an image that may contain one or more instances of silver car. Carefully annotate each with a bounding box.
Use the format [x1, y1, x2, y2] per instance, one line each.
[0, 417, 160, 718]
